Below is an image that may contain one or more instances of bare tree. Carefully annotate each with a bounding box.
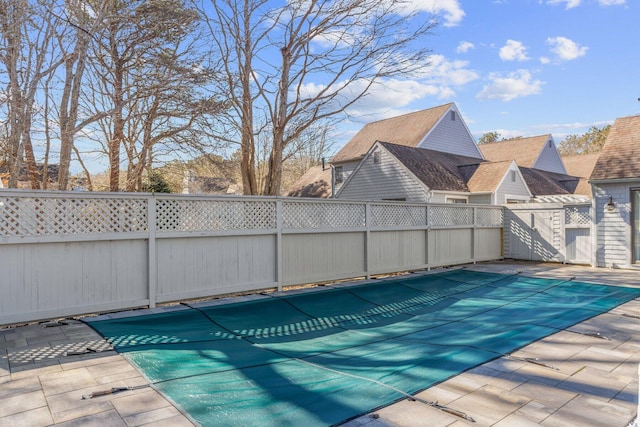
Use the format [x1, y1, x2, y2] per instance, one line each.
[201, 0, 436, 195]
[54, 0, 111, 190]
[0, 0, 60, 188]
[88, 0, 222, 191]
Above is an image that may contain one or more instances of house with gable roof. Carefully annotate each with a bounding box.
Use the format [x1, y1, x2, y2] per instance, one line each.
[335, 141, 531, 204]
[590, 114, 640, 268]
[478, 135, 566, 175]
[289, 103, 589, 204]
[330, 102, 483, 195]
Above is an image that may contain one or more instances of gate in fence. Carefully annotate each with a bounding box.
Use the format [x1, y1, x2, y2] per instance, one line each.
[504, 203, 592, 264]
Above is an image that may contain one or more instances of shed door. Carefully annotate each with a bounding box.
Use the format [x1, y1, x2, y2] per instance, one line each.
[509, 210, 557, 261]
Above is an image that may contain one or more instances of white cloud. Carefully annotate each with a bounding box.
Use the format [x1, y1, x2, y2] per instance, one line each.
[338, 55, 479, 118]
[343, 79, 451, 120]
[404, 0, 465, 27]
[547, 36, 588, 60]
[546, 0, 581, 9]
[457, 41, 475, 53]
[539, 56, 551, 64]
[476, 69, 543, 102]
[421, 54, 480, 86]
[598, 0, 625, 5]
[499, 40, 530, 61]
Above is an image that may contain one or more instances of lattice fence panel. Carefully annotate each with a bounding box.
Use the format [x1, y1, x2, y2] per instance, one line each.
[430, 206, 474, 227]
[156, 199, 276, 232]
[475, 208, 504, 227]
[565, 205, 591, 225]
[370, 204, 427, 227]
[0, 196, 147, 237]
[283, 201, 365, 229]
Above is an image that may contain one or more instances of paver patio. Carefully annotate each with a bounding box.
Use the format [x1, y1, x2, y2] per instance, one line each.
[1, 261, 639, 427]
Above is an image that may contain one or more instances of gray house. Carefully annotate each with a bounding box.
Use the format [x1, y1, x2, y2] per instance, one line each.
[590, 114, 640, 268]
[331, 102, 483, 195]
[335, 141, 530, 203]
[291, 103, 589, 204]
[479, 135, 567, 175]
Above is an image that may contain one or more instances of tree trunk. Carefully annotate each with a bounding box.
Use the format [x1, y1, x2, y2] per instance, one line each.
[239, 0, 258, 195]
[263, 46, 290, 196]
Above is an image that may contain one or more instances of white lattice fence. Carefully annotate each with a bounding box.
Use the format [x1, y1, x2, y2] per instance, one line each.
[565, 205, 591, 226]
[430, 205, 474, 226]
[370, 204, 427, 227]
[155, 198, 276, 232]
[282, 201, 365, 229]
[476, 207, 504, 227]
[0, 194, 147, 236]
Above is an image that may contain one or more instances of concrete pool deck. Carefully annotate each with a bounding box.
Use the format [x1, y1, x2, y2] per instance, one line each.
[1, 261, 639, 426]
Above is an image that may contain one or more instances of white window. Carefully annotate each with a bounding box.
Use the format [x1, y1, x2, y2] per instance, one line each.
[510, 170, 516, 182]
[450, 111, 456, 121]
[373, 151, 382, 164]
[446, 197, 468, 204]
[334, 166, 344, 184]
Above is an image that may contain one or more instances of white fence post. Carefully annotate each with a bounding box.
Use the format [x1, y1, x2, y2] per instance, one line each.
[365, 202, 371, 279]
[148, 196, 157, 309]
[276, 199, 283, 291]
[472, 206, 477, 264]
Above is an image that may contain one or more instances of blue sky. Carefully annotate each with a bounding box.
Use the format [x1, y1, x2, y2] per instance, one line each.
[336, 0, 640, 150]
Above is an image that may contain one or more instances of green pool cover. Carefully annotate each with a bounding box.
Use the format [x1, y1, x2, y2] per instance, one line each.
[88, 270, 640, 426]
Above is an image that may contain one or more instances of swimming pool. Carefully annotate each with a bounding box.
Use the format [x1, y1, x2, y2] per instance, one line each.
[88, 269, 640, 426]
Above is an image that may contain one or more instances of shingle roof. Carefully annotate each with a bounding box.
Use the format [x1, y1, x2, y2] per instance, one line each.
[478, 135, 551, 168]
[562, 153, 600, 178]
[379, 142, 488, 192]
[519, 168, 574, 196]
[287, 165, 332, 198]
[464, 161, 513, 192]
[380, 141, 581, 197]
[331, 103, 453, 163]
[560, 153, 600, 197]
[590, 115, 640, 180]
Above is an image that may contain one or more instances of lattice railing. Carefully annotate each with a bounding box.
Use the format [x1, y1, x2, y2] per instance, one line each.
[565, 205, 591, 226]
[475, 207, 504, 227]
[155, 199, 276, 232]
[430, 206, 474, 227]
[283, 201, 365, 229]
[0, 195, 147, 236]
[0, 192, 505, 238]
[370, 204, 427, 227]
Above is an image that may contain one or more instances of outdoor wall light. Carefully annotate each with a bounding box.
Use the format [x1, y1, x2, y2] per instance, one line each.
[605, 195, 615, 211]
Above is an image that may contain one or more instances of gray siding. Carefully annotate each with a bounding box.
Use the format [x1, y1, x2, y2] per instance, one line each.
[534, 140, 566, 174]
[593, 182, 635, 268]
[418, 108, 482, 159]
[333, 161, 359, 194]
[469, 194, 492, 204]
[337, 147, 429, 202]
[495, 168, 531, 204]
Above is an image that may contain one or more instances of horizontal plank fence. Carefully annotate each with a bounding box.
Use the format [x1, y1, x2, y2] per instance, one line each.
[0, 191, 503, 325]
